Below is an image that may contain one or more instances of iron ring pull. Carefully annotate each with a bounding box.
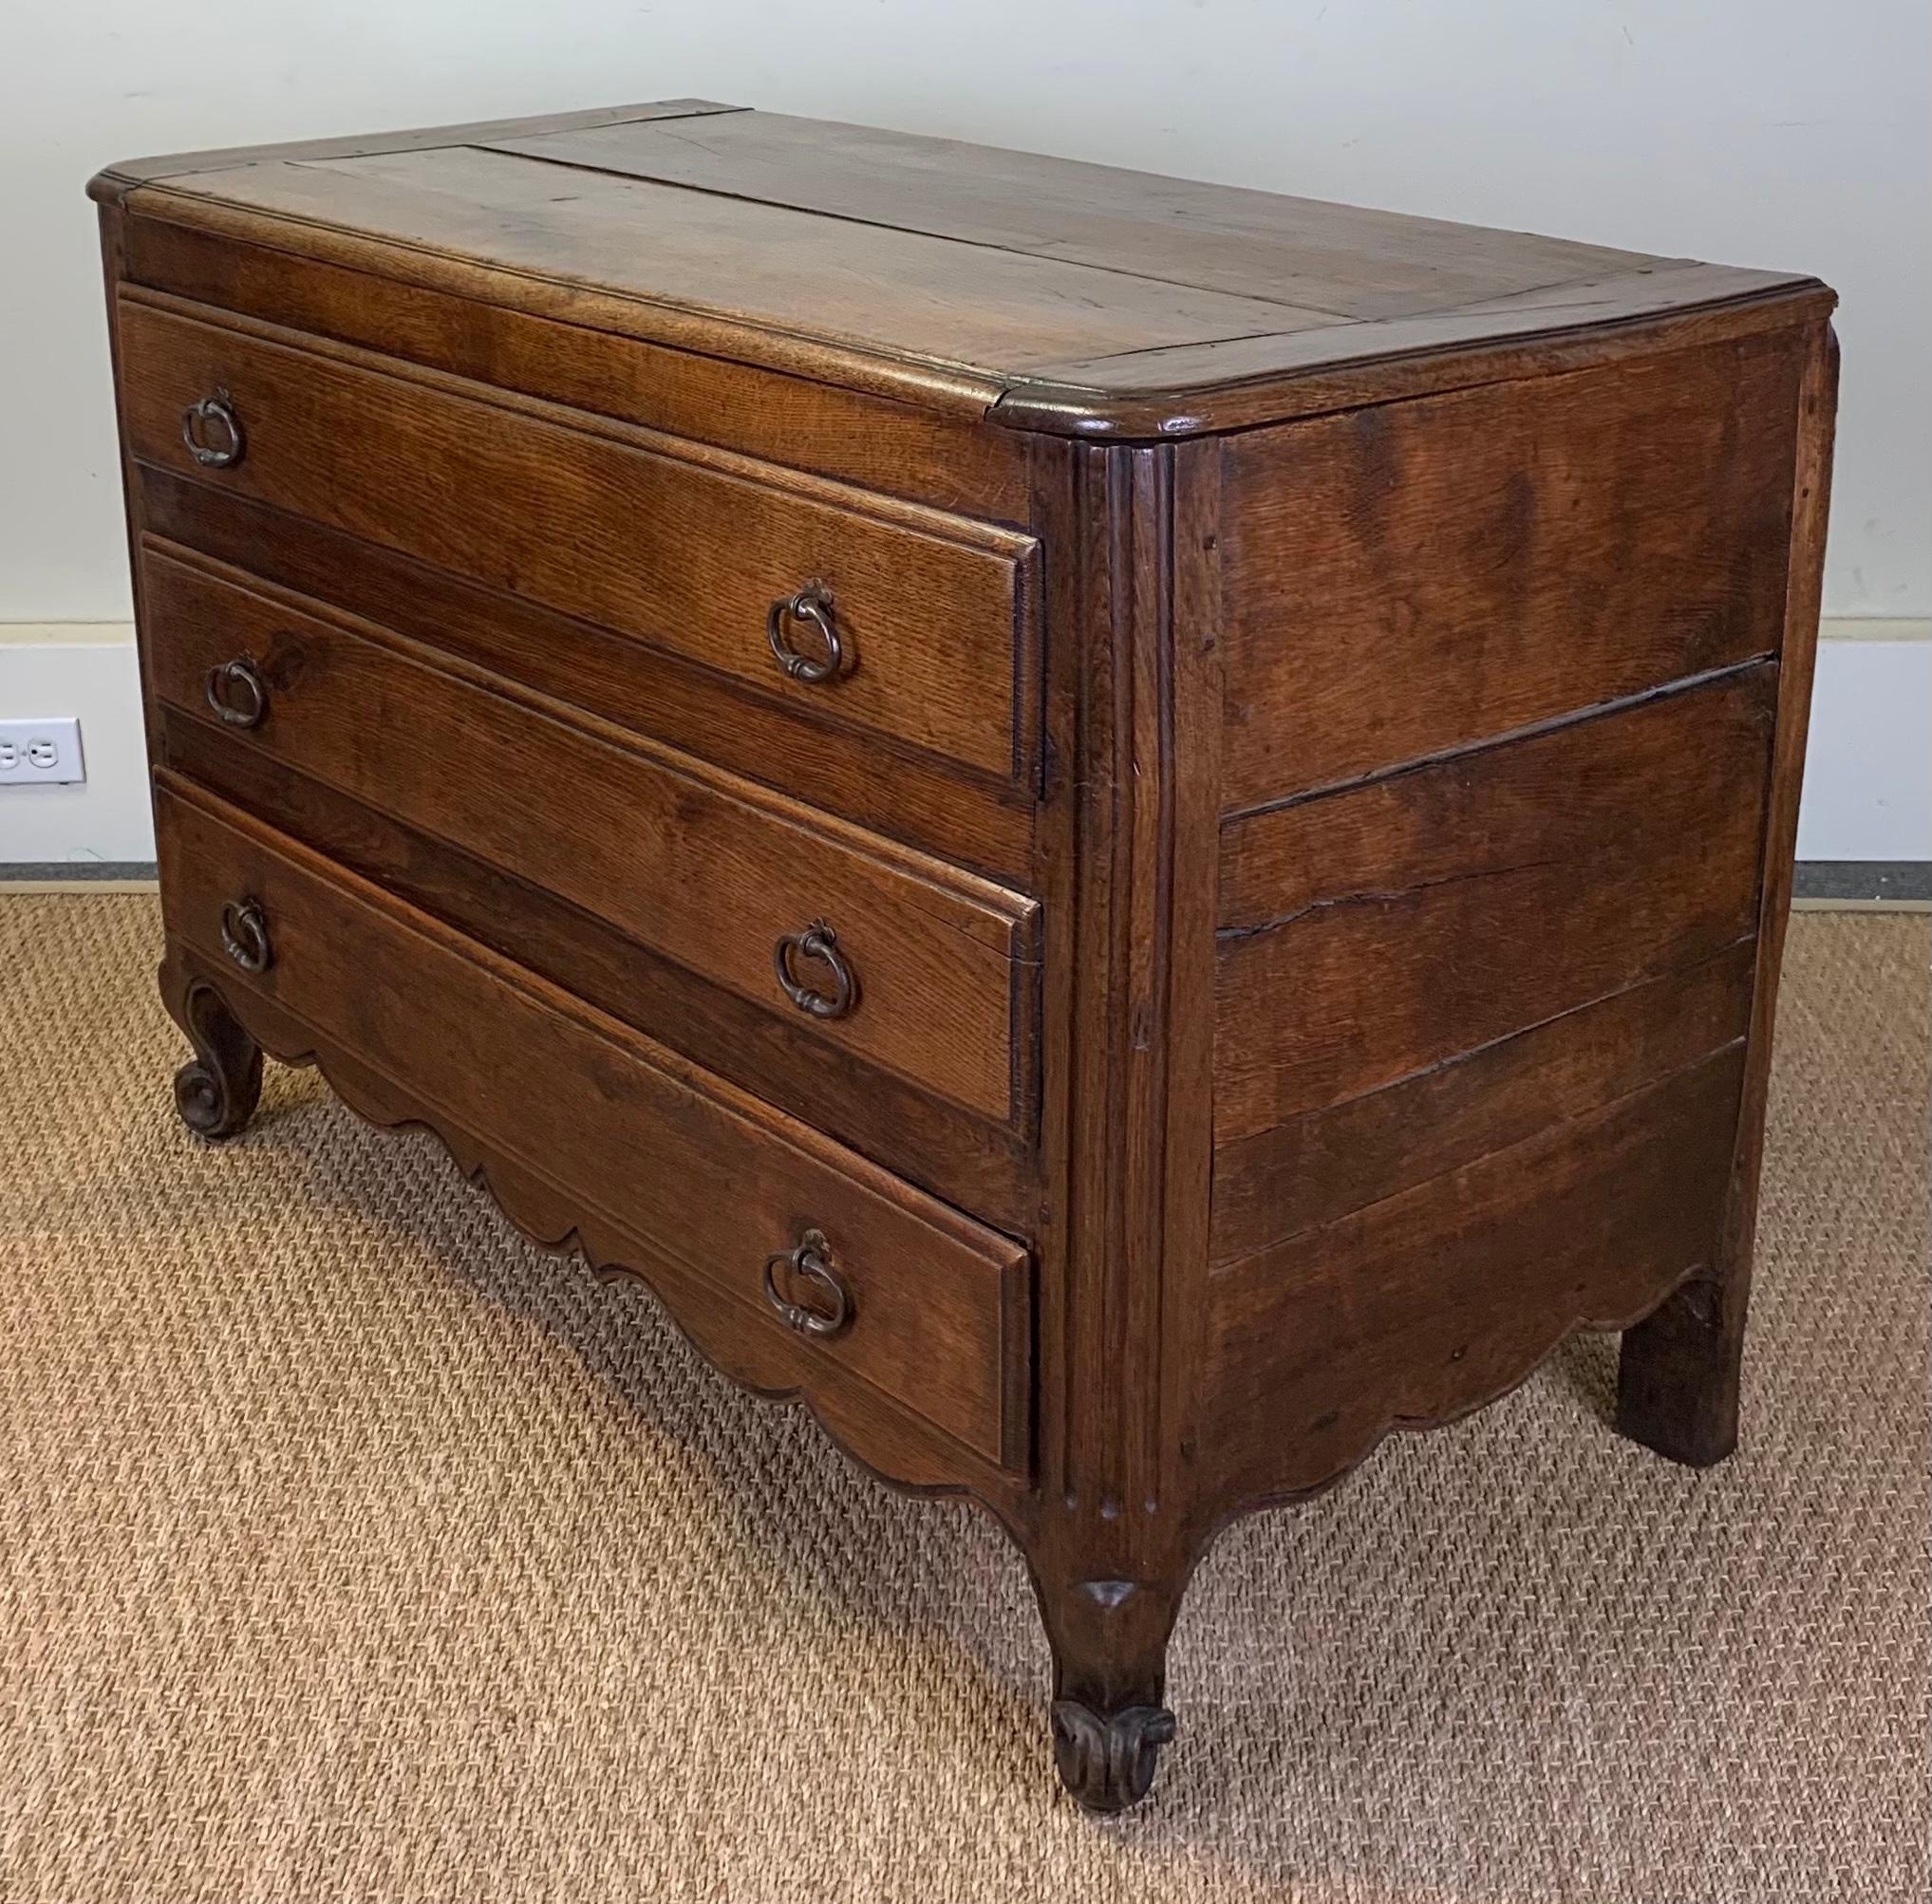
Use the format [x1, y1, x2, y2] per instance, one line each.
[766, 585, 843, 683]
[761, 1230, 853, 1338]
[181, 391, 246, 469]
[219, 898, 272, 975]
[774, 920, 856, 1019]
[204, 657, 269, 728]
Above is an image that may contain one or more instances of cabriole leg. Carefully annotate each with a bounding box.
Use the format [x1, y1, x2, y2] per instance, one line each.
[171, 980, 263, 1141]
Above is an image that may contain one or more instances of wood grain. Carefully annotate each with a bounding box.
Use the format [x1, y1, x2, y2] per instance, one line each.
[161, 707, 1040, 1229]
[1210, 937, 1757, 1267]
[88, 99, 741, 196]
[118, 294, 1039, 782]
[142, 545, 1039, 1129]
[488, 110, 1665, 319]
[1214, 665, 1778, 1138]
[1205, 1044, 1748, 1503]
[94, 104, 1819, 439]
[1012, 435, 1228, 1809]
[142, 141, 1338, 373]
[91, 111, 1837, 1810]
[1218, 333, 1803, 813]
[990, 282, 1833, 439]
[155, 776, 1033, 1472]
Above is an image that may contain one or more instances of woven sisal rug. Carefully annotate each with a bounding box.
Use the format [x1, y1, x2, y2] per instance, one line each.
[2, 897, 1924, 1901]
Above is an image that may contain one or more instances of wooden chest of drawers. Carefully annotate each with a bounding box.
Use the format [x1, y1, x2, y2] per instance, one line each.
[91, 101, 1835, 1813]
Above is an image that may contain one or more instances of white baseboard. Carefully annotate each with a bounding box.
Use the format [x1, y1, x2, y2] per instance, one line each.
[3, 616, 1927, 868]
[1814, 617, 1932, 643]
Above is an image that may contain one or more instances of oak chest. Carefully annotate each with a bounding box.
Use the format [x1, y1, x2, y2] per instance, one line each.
[91, 102, 1835, 1812]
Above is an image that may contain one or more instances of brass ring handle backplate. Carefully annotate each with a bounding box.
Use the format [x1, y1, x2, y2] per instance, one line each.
[774, 920, 856, 1019]
[204, 657, 269, 728]
[219, 898, 272, 975]
[766, 585, 843, 683]
[181, 391, 246, 469]
[761, 1229, 853, 1337]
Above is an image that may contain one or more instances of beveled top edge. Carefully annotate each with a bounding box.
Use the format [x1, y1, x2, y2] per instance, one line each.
[993, 271, 1838, 439]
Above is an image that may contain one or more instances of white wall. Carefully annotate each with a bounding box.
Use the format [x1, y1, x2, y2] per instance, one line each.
[2, 2, 1925, 862]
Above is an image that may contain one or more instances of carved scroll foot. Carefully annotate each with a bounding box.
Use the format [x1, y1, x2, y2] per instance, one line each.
[1051, 1697, 1176, 1814]
[1032, 1557, 1185, 1814]
[172, 981, 263, 1141]
[1616, 1270, 1745, 1467]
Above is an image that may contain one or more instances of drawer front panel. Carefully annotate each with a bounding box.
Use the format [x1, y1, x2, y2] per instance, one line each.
[119, 293, 1039, 783]
[144, 546, 1038, 1130]
[155, 778, 1032, 1471]
[159, 705, 1041, 1230]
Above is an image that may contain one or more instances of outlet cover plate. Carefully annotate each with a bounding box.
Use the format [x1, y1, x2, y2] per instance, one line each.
[0, 717, 86, 786]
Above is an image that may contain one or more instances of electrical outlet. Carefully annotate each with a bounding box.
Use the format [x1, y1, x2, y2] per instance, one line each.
[0, 717, 85, 786]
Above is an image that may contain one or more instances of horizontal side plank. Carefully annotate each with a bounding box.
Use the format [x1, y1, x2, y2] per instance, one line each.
[1210, 938, 1755, 1266]
[1218, 330, 1804, 812]
[1204, 1044, 1747, 1503]
[156, 776, 1030, 1471]
[121, 214, 1034, 523]
[1214, 664, 1777, 1137]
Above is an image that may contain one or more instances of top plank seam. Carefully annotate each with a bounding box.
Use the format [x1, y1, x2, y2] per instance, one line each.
[473, 136, 1366, 327]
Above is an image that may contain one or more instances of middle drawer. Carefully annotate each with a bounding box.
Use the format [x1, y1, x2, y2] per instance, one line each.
[143, 544, 1040, 1132]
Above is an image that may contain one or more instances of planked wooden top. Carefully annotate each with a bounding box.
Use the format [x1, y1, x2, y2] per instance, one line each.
[93, 100, 1830, 438]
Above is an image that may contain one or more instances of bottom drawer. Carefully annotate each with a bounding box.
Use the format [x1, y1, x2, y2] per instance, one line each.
[154, 775, 1032, 1473]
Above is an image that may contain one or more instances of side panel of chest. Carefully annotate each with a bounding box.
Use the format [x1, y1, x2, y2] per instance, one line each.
[1202, 324, 1820, 1503]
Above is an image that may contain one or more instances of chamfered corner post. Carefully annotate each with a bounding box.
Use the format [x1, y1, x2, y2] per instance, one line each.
[1617, 318, 1839, 1469]
[1021, 432, 1226, 1812]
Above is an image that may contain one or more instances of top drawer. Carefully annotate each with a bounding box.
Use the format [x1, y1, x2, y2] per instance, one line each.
[115, 293, 1040, 785]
